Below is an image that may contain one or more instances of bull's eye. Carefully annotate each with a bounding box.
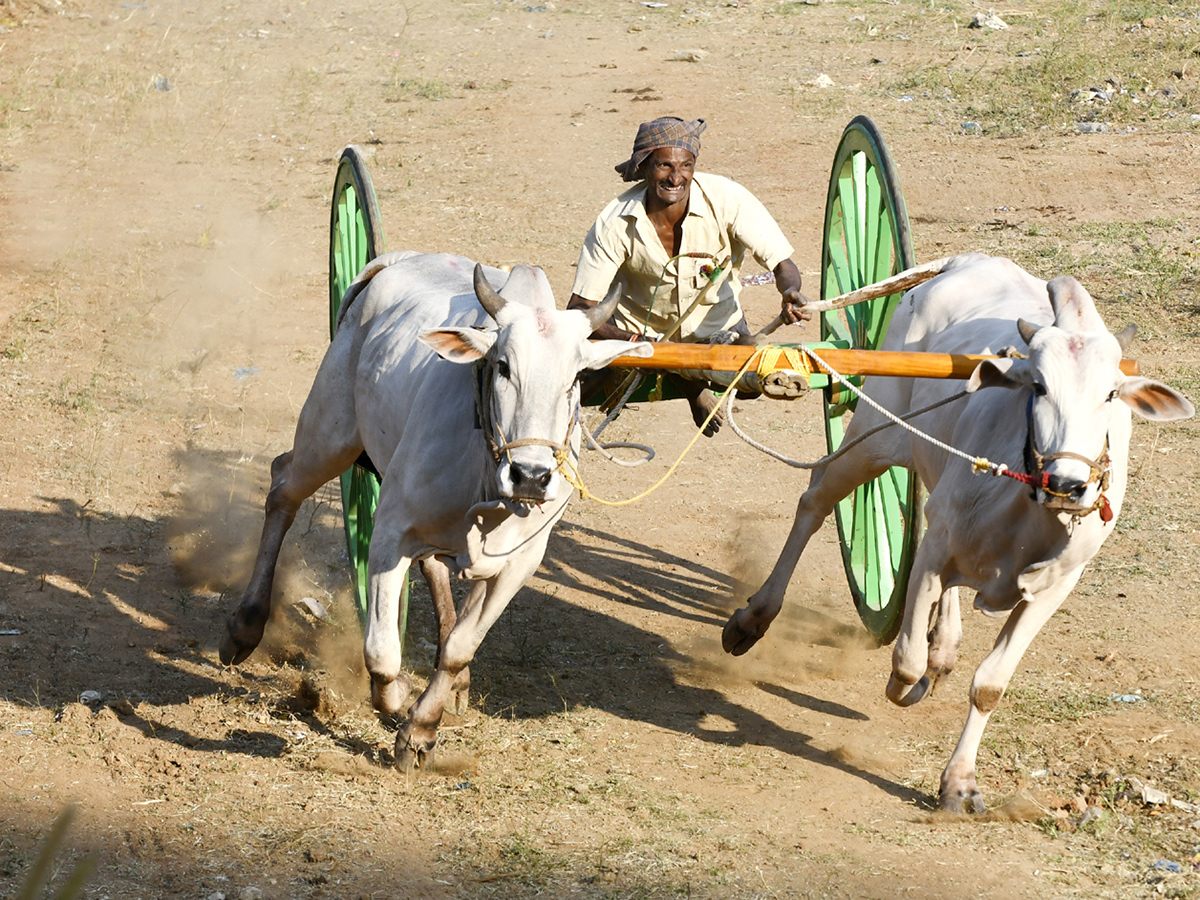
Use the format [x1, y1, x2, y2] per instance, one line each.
[1107, 389, 1119, 402]
[495, 360, 511, 380]
[1031, 381, 1047, 397]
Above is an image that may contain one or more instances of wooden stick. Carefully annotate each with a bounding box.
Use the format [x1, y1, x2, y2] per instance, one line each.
[752, 256, 956, 343]
[607, 343, 1141, 379]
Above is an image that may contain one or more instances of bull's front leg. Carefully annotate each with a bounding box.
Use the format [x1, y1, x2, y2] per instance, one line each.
[940, 572, 1078, 814]
[887, 539, 949, 707]
[363, 531, 416, 720]
[396, 552, 540, 772]
[926, 586, 962, 692]
[724, 463, 861, 655]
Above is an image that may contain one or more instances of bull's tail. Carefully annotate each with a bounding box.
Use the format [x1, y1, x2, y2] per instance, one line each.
[334, 250, 422, 331]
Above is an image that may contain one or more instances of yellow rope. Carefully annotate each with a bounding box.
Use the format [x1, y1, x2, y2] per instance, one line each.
[559, 351, 761, 507]
[754, 346, 812, 380]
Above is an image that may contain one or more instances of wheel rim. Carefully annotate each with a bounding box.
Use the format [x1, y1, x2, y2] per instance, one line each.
[328, 146, 394, 631]
[820, 116, 919, 645]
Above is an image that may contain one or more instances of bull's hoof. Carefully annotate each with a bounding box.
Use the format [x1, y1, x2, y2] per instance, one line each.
[371, 673, 413, 718]
[940, 786, 986, 815]
[886, 673, 931, 708]
[218, 620, 263, 667]
[722, 607, 765, 656]
[395, 735, 436, 774]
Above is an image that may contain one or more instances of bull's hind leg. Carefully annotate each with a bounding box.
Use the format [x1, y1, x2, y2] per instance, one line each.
[723, 445, 890, 656]
[421, 556, 470, 716]
[219, 359, 362, 665]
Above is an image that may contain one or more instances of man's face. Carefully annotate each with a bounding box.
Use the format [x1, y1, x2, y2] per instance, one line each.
[643, 147, 695, 209]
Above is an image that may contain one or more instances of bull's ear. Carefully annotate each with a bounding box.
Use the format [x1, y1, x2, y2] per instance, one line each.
[1117, 377, 1195, 422]
[580, 339, 653, 371]
[967, 357, 1029, 393]
[419, 327, 496, 363]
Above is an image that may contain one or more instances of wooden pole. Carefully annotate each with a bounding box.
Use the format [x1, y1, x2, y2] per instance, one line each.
[606, 343, 1141, 379]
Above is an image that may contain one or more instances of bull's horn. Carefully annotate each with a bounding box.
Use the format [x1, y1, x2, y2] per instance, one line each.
[1017, 318, 1039, 346]
[584, 282, 623, 334]
[473, 264, 506, 320]
[1114, 323, 1136, 352]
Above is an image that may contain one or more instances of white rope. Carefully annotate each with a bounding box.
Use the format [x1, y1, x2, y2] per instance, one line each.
[724, 346, 985, 472]
[582, 373, 656, 467]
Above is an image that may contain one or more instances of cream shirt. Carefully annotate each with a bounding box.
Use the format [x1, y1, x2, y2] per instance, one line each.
[571, 172, 794, 341]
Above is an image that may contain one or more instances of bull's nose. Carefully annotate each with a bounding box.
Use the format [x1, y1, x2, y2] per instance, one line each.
[1045, 473, 1087, 503]
[510, 463, 553, 494]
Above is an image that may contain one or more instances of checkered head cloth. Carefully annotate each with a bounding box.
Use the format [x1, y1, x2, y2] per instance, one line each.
[614, 117, 706, 182]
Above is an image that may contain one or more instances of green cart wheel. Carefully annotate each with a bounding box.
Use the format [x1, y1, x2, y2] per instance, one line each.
[328, 145, 393, 630]
[820, 116, 921, 645]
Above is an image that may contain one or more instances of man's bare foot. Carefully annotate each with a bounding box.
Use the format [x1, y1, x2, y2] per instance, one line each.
[689, 388, 724, 437]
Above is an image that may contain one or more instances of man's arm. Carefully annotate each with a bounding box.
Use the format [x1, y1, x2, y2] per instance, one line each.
[773, 259, 814, 325]
[568, 293, 654, 342]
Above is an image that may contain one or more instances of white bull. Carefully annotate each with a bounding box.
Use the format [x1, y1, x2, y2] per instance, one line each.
[219, 252, 650, 769]
[723, 253, 1193, 813]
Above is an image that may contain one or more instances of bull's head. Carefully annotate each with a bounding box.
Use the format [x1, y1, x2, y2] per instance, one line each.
[968, 276, 1194, 515]
[418, 265, 652, 505]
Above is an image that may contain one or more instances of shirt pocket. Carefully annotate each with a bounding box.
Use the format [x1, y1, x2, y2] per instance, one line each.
[686, 260, 721, 304]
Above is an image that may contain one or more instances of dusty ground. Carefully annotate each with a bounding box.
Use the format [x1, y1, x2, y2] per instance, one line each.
[1, 0, 1199, 897]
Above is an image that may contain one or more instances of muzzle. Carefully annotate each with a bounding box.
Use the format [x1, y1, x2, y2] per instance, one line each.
[1022, 393, 1113, 522]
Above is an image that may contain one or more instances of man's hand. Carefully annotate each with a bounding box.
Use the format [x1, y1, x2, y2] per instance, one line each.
[773, 259, 813, 325]
[780, 291, 814, 325]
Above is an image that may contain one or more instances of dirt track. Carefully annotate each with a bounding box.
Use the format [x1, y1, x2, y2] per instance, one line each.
[1, 1, 1199, 897]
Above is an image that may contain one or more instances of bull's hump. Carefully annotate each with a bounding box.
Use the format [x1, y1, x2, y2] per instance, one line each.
[498, 264, 555, 310]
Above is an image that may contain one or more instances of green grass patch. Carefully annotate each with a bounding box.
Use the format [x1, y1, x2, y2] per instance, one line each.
[393, 78, 455, 101]
[887, 0, 1200, 136]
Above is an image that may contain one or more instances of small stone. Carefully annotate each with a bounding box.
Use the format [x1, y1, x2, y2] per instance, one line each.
[809, 73, 835, 88]
[1078, 122, 1110, 134]
[79, 690, 102, 705]
[1079, 805, 1105, 828]
[1141, 785, 1170, 805]
[297, 597, 330, 621]
[239, 888, 264, 900]
[1071, 86, 1113, 105]
[969, 11, 1008, 29]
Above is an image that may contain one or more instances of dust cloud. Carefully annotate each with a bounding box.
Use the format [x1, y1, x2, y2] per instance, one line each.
[676, 516, 882, 691]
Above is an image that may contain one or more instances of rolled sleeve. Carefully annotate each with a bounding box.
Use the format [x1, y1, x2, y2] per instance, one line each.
[723, 180, 794, 272]
[571, 221, 625, 302]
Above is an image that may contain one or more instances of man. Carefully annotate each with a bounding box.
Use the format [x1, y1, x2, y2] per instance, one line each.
[568, 116, 811, 436]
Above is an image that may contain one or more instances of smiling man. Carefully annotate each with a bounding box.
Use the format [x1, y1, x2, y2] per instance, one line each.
[568, 116, 811, 435]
